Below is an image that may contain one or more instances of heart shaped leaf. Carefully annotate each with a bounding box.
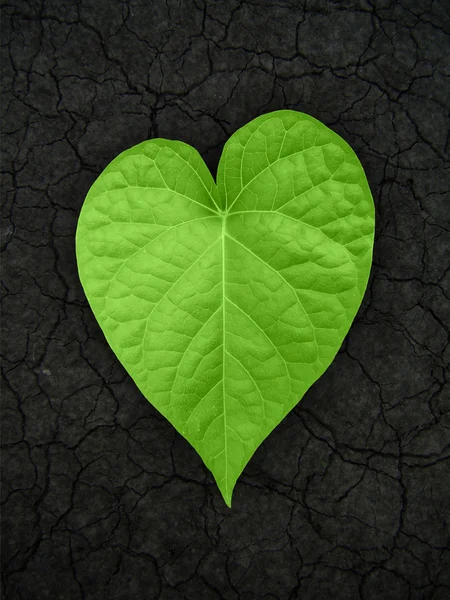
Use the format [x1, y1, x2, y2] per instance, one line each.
[76, 110, 375, 507]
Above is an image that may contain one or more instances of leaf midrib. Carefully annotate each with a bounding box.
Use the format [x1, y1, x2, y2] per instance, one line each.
[221, 214, 228, 497]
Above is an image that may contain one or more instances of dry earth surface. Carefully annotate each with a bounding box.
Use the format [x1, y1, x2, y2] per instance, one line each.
[1, 1, 449, 599]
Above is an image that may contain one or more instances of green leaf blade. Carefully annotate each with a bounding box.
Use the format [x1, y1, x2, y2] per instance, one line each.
[76, 110, 375, 508]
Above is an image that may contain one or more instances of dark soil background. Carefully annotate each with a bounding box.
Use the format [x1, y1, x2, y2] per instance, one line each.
[1, 1, 449, 599]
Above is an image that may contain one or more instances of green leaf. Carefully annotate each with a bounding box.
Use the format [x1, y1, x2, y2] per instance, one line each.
[75, 110, 375, 507]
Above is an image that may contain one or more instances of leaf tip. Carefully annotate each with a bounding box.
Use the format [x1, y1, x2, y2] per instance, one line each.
[217, 480, 234, 508]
